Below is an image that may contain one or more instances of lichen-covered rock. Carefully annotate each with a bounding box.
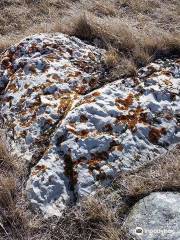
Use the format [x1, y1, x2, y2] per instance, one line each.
[0, 33, 106, 215]
[51, 58, 180, 201]
[124, 192, 180, 240]
[0, 33, 179, 216]
[0, 33, 106, 163]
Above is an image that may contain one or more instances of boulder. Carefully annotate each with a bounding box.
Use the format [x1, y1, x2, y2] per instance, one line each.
[124, 192, 180, 240]
[0, 33, 179, 216]
[0, 33, 106, 215]
[0, 33, 106, 163]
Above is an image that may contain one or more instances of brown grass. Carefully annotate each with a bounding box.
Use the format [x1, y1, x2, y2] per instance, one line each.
[0, 133, 27, 239]
[0, 0, 179, 76]
[0, 132, 48, 240]
[113, 146, 180, 203]
[51, 196, 122, 240]
[0, 131, 14, 169]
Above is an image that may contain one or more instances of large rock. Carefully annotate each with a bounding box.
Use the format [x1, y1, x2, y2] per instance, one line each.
[0, 33, 179, 216]
[0, 33, 106, 215]
[0, 33, 106, 163]
[124, 192, 180, 240]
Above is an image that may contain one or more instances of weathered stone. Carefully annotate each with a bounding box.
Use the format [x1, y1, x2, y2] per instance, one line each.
[0, 33, 106, 215]
[124, 192, 180, 240]
[0, 33, 179, 216]
[0, 33, 106, 163]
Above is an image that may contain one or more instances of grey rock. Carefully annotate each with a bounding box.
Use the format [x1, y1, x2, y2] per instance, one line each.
[124, 192, 180, 240]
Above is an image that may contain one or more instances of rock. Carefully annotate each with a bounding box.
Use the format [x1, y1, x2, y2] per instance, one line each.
[54, 58, 180, 201]
[0, 33, 106, 163]
[0, 33, 106, 216]
[124, 192, 180, 240]
[0, 33, 179, 216]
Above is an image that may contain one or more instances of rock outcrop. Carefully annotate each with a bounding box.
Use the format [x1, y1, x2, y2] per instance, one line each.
[124, 192, 180, 240]
[0, 33, 179, 216]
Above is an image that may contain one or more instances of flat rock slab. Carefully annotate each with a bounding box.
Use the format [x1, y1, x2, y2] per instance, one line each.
[124, 192, 180, 240]
[0, 33, 179, 216]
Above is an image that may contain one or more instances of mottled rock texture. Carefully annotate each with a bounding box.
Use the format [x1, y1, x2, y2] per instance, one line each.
[124, 192, 180, 240]
[0, 33, 179, 216]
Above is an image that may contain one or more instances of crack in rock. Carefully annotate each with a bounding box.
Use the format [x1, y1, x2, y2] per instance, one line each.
[0, 33, 180, 216]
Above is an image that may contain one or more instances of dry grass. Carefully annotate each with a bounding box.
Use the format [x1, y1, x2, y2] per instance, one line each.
[0, 133, 27, 239]
[0, 131, 15, 170]
[113, 146, 180, 203]
[51, 197, 122, 240]
[0, 131, 50, 240]
[96, 225, 125, 240]
[60, 11, 180, 75]
[0, 0, 179, 76]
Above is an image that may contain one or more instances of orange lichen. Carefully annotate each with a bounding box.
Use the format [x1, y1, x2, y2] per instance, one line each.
[79, 95, 96, 105]
[115, 93, 134, 110]
[32, 164, 48, 176]
[88, 159, 101, 171]
[79, 129, 89, 138]
[58, 98, 72, 114]
[8, 83, 18, 93]
[116, 107, 147, 131]
[148, 127, 167, 144]
[67, 124, 77, 134]
[20, 111, 27, 116]
[92, 91, 101, 97]
[88, 151, 109, 172]
[67, 125, 89, 138]
[75, 85, 86, 94]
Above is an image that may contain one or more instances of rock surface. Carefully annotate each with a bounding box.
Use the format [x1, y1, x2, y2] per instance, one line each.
[124, 192, 180, 240]
[0, 33, 179, 216]
[0, 33, 106, 163]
